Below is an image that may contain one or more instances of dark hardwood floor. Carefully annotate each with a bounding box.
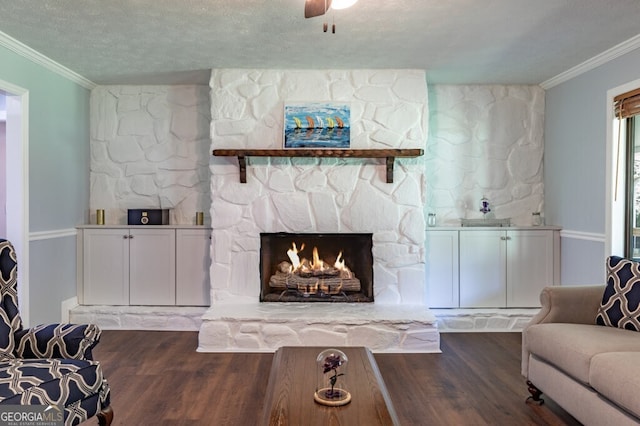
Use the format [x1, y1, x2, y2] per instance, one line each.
[81, 331, 580, 425]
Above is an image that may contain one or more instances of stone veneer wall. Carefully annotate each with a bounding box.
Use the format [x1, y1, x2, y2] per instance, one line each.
[90, 85, 211, 225]
[427, 85, 544, 226]
[209, 69, 428, 305]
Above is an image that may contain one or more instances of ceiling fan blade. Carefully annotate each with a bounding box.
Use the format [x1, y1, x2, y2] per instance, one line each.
[305, 0, 332, 18]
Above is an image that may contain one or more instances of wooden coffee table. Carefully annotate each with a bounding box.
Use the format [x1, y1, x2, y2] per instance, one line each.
[261, 346, 400, 425]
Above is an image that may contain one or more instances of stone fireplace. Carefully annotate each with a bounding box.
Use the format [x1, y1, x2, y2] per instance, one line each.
[198, 69, 439, 353]
[260, 232, 374, 303]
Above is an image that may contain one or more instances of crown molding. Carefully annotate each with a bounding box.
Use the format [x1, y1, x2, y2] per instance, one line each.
[0, 30, 96, 90]
[541, 34, 640, 90]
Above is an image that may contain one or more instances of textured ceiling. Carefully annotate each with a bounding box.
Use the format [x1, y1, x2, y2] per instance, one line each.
[1, 0, 640, 85]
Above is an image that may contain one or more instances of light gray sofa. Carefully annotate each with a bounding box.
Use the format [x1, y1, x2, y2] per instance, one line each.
[522, 285, 640, 425]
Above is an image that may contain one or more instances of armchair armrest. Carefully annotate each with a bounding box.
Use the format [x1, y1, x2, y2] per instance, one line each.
[13, 323, 102, 361]
[527, 285, 605, 326]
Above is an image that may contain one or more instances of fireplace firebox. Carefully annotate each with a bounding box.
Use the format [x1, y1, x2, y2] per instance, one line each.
[260, 233, 373, 302]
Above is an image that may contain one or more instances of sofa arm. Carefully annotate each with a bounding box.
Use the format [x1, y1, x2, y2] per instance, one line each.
[527, 285, 605, 326]
[522, 285, 605, 377]
[13, 323, 102, 361]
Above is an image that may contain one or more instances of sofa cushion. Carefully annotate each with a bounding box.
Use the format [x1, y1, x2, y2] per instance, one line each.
[596, 256, 640, 331]
[590, 352, 640, 419]
[525, 323, 640, 384]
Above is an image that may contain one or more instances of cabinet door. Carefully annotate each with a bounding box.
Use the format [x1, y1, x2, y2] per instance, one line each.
[506, 230, 553, 307]
[425, 230, 459, 308]
[129, 229, 176, 305]
[459, 230, 506, 308]
[83, 229, 129, 305]
[176, 229, 211, 306]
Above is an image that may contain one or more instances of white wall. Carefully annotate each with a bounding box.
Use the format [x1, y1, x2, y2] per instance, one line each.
[90, 85, 211, 225]
[426, 85, 545, 226]
[88, 78, 548, 304]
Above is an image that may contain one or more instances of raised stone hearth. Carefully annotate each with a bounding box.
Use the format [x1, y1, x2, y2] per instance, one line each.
[68, 306, 534, 340]
[197, 303, 439, 353]
[432, 308, 538, 332]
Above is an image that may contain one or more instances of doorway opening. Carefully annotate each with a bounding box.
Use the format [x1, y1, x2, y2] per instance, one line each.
[0, 80, 29, 324]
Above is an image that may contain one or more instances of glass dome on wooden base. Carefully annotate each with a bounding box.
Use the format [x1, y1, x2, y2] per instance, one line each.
[314, 348, 351, 406]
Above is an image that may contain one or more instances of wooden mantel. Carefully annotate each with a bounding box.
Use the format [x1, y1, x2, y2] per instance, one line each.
[212, 149, 424, 183]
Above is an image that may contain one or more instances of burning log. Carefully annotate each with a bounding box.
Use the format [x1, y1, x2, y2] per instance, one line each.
[269, 271, 361, 292]
[270, 243, 361, 293]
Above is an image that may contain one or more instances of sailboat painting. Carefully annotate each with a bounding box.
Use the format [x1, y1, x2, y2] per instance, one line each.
[283, 102, 350, 149]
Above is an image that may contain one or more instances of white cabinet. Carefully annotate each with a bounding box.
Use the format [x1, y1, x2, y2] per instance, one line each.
[82, 228, 130, 305]
[425, 230, 459, 308]
[79, 226, 211, 306]
[505, 230, 555, 307]
[176, 229, 210, 306]
[425, 227, 559, 308]
[459, 230, 507, 308]
[459, 229, 555, 308]
[129, 229, 176, 305]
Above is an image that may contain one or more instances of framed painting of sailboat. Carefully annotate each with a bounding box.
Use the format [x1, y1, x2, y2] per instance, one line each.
[283, 102, 351, 149]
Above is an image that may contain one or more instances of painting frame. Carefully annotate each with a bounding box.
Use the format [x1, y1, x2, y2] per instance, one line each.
[283, 102, 351, 149]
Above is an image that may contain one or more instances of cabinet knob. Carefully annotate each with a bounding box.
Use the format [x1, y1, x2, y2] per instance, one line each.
[500, 236, 506, 240]
[123, 235, 128, 239]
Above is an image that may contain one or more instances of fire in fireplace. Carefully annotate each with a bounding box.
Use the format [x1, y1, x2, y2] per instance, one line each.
[260, 233, 374, 302]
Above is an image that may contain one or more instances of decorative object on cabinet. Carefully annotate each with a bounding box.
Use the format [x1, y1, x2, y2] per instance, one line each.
[212, 149, 423, 184]
[480, 196, 491, 216]
[531, 212, 543, 226]
[96, 209, 105, 225]
[0, 239, 113, 425]
[460, 218, 511, 227]
[284, 102, 350, 149]
[127, 208, 170, 225]
[427, 213, 436, 227]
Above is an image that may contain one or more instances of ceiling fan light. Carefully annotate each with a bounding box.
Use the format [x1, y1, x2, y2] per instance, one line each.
[331, 0, 358, 10]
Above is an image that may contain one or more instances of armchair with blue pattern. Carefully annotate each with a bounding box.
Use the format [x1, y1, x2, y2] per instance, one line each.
[0, 239, 113, 425]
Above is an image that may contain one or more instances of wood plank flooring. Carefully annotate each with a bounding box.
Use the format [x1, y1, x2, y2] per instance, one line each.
[81, 331, 580, 425]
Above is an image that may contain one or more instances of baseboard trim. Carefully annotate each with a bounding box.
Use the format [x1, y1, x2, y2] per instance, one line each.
[61, 297, 78, 323]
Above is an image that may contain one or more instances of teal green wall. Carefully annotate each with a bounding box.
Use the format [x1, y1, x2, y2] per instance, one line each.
[0, 44, 90, 325]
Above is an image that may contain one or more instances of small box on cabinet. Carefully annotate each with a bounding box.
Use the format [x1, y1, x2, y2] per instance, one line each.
[127, 209, 170, 225]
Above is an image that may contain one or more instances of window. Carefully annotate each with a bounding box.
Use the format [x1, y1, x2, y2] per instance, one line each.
[615, 89, 640, 258]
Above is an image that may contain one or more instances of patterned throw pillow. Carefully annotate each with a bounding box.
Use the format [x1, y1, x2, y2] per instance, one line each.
[596, 256, 640, 331]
